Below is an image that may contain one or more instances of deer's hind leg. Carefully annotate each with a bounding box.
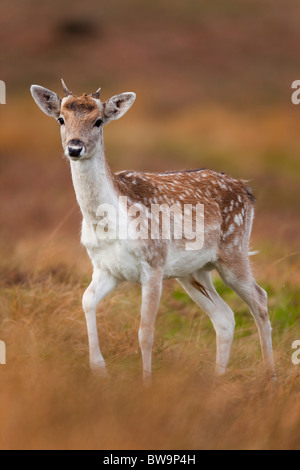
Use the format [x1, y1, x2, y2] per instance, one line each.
[216, 254, 275, 378]
[177, 270, 235, 376]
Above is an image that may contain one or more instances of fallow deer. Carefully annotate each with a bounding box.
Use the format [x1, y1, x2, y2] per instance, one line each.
[30, 81, 276, 382]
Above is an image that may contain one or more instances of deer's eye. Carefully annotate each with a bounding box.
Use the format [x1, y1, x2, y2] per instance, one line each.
[94, 119, 103, 128]
[57, 117, 65, 125]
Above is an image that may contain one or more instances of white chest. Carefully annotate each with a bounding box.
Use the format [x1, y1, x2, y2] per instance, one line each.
[81, 219, 142, 282]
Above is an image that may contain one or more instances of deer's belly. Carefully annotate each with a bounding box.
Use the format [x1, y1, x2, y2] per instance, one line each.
[163, 245, 217, 279]
[84, 238, 217, 282]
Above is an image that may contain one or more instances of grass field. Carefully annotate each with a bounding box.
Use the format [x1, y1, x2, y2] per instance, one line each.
[0, 0, 300, 450]
[0, 258, 300, 449]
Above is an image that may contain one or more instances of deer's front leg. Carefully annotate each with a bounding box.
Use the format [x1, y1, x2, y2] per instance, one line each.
[139, 269, 163, 383]
[82, 269, 118, 374]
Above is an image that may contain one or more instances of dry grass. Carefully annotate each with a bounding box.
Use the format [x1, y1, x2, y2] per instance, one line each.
[0, 235, 300, 450]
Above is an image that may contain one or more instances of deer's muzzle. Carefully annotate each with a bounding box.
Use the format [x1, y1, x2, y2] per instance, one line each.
[67, 139, 84, 158]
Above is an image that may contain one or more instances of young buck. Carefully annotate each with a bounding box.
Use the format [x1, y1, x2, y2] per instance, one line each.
[31, 80, 276, 382]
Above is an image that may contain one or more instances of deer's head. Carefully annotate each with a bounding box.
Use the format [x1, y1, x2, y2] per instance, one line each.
[30, 80, 136, 160]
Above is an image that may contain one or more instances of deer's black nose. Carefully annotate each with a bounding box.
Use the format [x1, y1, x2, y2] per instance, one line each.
[68, 146, 82, 157]
[68, 139, 84, 158]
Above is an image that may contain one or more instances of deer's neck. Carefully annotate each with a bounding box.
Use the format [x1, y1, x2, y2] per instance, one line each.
[70, 145, 119, 224]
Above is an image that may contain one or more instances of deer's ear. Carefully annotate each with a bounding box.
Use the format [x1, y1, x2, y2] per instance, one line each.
[30, 85, 61, 118]
[103, 92, 136, 123]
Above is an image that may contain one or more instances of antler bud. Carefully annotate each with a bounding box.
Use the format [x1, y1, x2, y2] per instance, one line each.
[91, 88, 101, 100]
[61, 78, 72, 96]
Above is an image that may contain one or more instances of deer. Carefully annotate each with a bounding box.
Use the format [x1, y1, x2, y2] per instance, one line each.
[30, 80, 276, 383]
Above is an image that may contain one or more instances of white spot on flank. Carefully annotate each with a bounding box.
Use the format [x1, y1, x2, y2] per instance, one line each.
[218, 181, 227, 190]
[234, 214, 241, 226]
[223, 223, 235, 240]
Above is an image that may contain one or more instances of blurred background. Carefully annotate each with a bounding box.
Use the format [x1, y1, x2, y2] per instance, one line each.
[0, 0, 300, 450]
